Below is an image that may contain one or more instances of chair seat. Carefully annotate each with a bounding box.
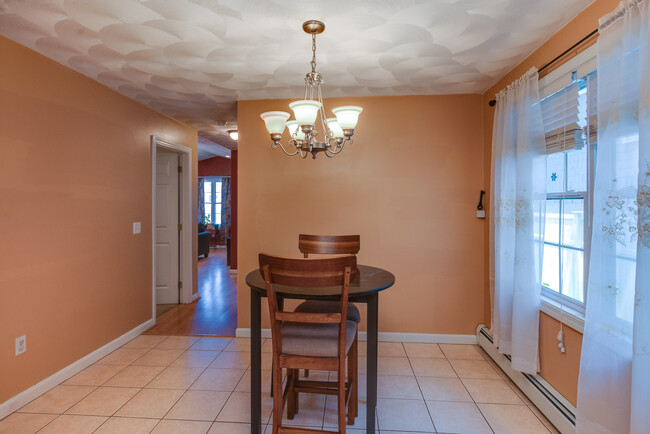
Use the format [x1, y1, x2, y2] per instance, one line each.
[294, 300, 361, 323]
[281, 321, 357, 358]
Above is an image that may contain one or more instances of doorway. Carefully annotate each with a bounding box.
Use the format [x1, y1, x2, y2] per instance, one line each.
[150, 136, 194, 324]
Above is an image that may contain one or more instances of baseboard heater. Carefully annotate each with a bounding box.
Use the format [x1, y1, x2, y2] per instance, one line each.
[476, 324, 576, 434]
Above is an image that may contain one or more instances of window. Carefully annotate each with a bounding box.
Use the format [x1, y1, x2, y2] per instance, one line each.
[203, 178, 222, 225]
[539, 69, 597, 312]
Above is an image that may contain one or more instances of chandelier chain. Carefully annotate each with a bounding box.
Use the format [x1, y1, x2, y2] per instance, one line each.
[311, 33, 317, 74]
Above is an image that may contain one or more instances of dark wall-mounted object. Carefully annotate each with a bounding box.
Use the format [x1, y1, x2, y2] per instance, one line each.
[477, 190, 485, 211]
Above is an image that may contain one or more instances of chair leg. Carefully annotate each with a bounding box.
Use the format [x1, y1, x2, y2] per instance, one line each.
[293, 369, 300, 414]
[272, 362, 283, 434]
[287, 369, 301, 420]
[352, 335, 358, 421]
[303, 369, 310, 378]
[339, 362, 346, 434]
[287, 369, 295, 420]
[347, 334, 358, 424]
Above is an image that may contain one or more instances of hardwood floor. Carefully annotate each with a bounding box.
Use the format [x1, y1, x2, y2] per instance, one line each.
[144, 248, 237, 336]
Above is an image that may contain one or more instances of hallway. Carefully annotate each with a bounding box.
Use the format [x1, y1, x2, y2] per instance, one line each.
[144, 249, 237, 336]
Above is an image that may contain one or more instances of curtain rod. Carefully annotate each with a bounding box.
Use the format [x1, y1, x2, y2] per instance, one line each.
[488, 28, 599, 107]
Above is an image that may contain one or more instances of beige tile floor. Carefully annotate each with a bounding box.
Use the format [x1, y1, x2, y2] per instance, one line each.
[0, 336, 561, 434]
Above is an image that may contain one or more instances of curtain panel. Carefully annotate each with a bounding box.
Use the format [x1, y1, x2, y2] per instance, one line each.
[221, 176, 231, 238]
[198, 177, 205, 224]
[490, 68, 547, 374]
[576, 0, 650, 432]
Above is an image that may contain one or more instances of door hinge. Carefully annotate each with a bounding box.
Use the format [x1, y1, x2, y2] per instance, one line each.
[178, 223, 182, 231]
[178, 281, 182, 289]
[178, 166, 182, 173]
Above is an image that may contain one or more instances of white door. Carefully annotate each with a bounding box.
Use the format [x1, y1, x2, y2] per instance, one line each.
[155, 151, 180, 304]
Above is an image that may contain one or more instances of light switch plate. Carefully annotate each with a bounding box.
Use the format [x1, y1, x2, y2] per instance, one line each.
[16, 335, 26, 356]
[477, 210, 486, 219]
[133, 222, 141, 234]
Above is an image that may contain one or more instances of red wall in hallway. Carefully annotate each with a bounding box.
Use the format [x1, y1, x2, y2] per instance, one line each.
[198, 155, 231, 176]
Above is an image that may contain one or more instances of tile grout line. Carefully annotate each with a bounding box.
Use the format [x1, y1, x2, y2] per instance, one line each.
[155, 337, 229, 428]
[30, 383, 101, 433]
[93, 335, 224, 434]
[94, 335, 204, 433]
[406, 342, 439, 434]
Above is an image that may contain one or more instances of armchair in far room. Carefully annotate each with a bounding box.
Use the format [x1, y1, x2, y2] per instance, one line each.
[198, 223, 210, 258]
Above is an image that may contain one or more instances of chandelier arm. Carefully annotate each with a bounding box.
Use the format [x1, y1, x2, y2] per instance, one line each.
[276, 140, 301, 156]
[327, 137, 349, 155]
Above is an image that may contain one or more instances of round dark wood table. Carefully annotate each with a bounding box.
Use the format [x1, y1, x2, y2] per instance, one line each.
[246, 265, 395, 434]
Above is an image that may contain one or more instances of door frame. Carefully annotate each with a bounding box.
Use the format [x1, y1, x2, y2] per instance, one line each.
[151, 135, 194, 324]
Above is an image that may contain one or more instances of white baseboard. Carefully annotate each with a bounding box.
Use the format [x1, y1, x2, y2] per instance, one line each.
[476, 324, 575, 434]
[191, 292, 201, 302]
[0, 319, 154, 420]
[229, 269, 237, 274]
[236, 328, 476, 344]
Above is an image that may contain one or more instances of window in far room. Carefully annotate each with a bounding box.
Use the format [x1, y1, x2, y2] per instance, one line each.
[203, 178, 222, 226]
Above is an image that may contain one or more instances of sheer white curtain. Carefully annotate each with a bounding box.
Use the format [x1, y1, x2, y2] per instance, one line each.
[576, 0, 650, 432]
[490, 68, 547, 374]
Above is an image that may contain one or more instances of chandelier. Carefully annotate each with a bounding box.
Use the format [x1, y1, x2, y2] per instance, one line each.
[260, 20, 362, 159]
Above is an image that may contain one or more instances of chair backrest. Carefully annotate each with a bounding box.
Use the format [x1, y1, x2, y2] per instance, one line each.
[298, 234, 361, 258]
[258, 254, 356, 355]
[259, 254, 357, 288]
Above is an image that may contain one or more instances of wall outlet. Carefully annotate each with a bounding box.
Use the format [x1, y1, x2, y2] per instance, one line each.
[133, 222, 141, 234]
[477, 210, 486, 218]
[15, 335, 26, 356]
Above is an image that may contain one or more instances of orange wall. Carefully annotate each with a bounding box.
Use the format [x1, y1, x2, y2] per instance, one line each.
[237, 95, 485, 333]
[230, 150, 238, 270]
[0, 35, 197, 403]
[481, 0, 619, 406]
[539, 313, 583, 406]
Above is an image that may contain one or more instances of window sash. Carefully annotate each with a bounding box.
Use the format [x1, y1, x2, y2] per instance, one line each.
[203, 180, 223, 225]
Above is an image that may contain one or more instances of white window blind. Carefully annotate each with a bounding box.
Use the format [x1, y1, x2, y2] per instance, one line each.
[585, 72, 597, 144]
[541, 82, 585, 154]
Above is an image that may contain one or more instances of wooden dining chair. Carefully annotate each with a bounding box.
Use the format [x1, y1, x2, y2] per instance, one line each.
[295, 234, 361, 321]
[259, 253, 359, 433]
[295, 234, 362, 380]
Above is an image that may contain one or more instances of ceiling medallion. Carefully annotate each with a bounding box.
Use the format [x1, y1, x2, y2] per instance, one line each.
[260, 20, 362, 159]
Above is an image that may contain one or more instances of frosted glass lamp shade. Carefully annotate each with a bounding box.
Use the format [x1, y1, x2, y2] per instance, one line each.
[260, 111, 290, 134]
[332, 106, 363, 129]
[326, 118, 344, 138]
[289, 100, 322, 125]
[286, 120, 305, 140]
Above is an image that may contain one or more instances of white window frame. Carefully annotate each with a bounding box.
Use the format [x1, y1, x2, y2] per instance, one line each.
[538, 45, 598, 323]
[541, 145, 595, 315]
[203, 176, 223, 226]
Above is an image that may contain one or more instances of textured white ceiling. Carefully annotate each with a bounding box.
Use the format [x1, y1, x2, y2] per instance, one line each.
[0, 0, 593, 155]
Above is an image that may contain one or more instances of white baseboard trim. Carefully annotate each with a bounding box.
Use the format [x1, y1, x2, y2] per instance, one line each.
[235, 328, 476, 344]
[476, 324, 575, 434]
[191, 292, 201, 302]
[229, 269, 237, 275]
[0, 319, 154, 420]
